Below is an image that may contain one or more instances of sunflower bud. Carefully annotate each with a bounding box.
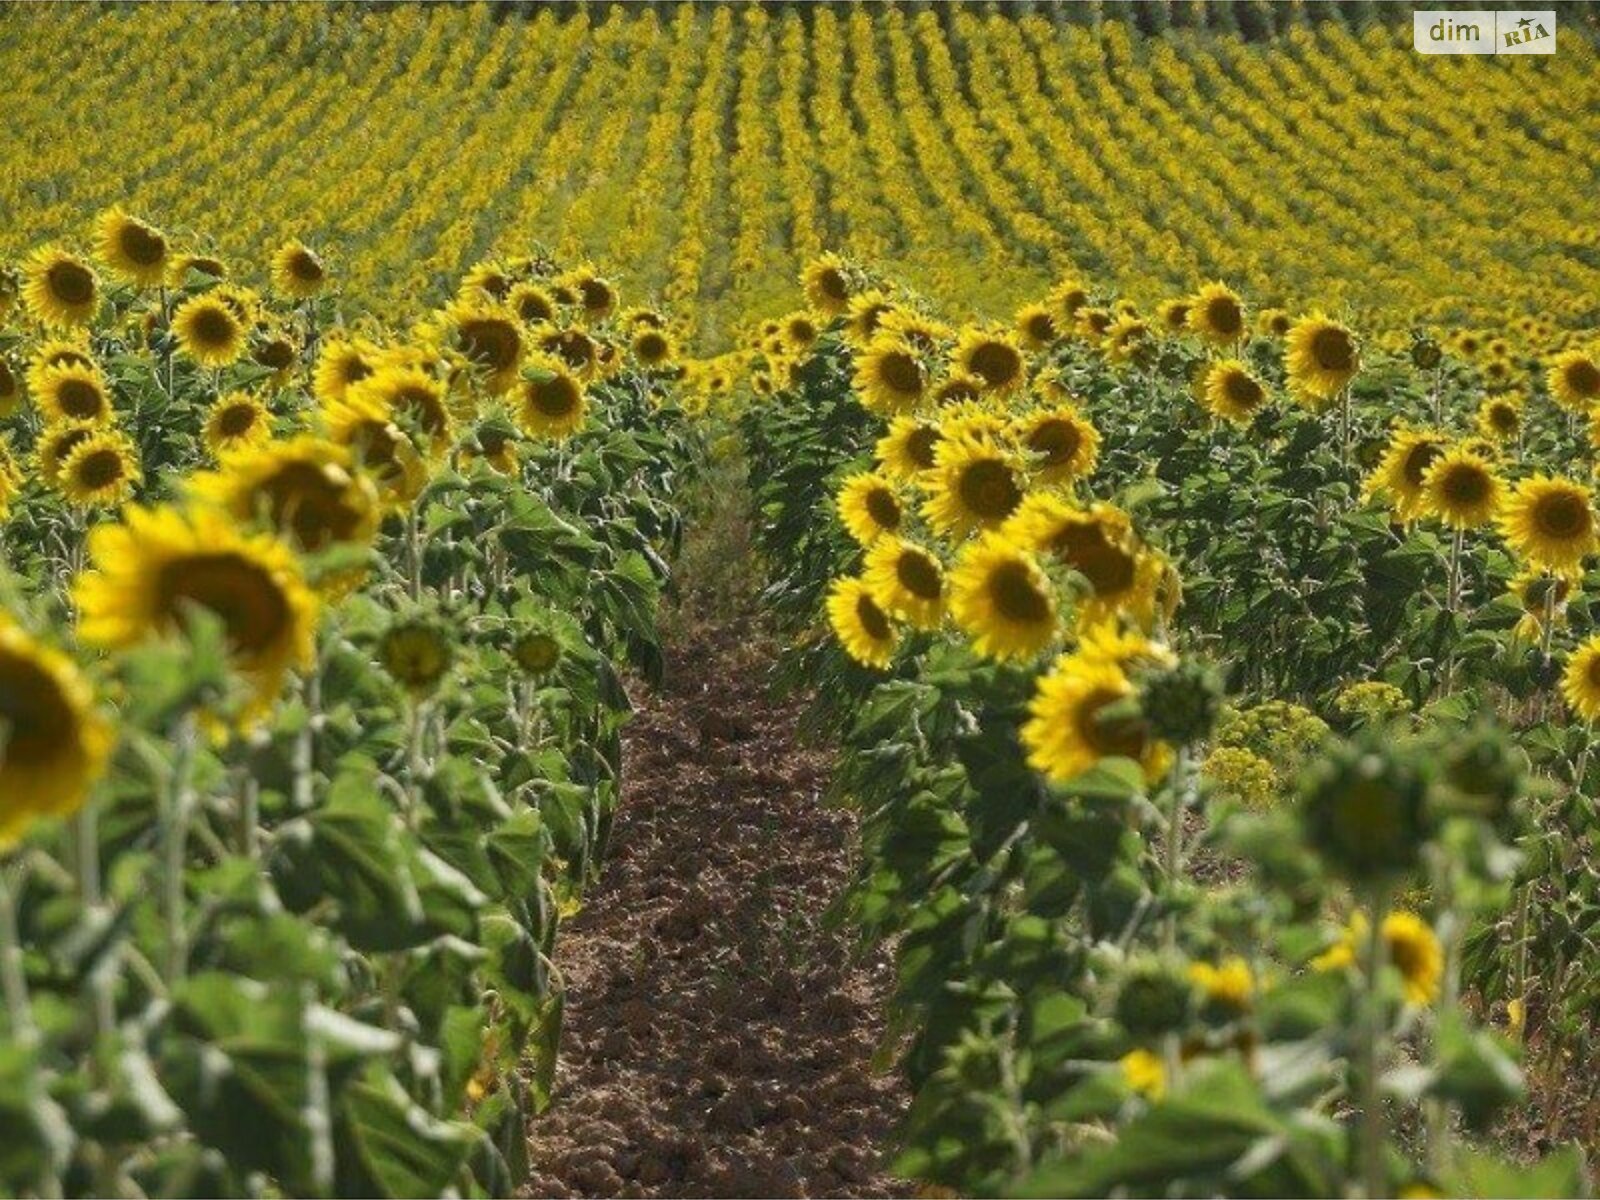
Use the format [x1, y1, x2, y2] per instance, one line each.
[379, 617, 454, 697]
[1411, 334, 1443, 370]
[1299, 733, 1435, 883]
[1138, 659, 1223, 745]
[1114, 961, 1193, 1039]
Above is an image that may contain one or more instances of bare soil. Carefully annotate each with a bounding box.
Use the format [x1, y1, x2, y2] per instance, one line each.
[520, 616, 910, 1199]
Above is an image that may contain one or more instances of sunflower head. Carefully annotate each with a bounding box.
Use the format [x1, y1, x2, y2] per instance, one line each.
[515, 355, 588, 441]
[512, 629, 563, 677]
[954, 328, 1027, 394]
[1286, 313, 1360, 406]
[561, 269, 618, 321]
[75, 504, 319, 718]
[1157, 299, 1192, 333]
[1562, 635, 1600, 723]
[354, 364, 454, 454]
[461, 260, 514, 303]
[630, 327, 676, 369]
[949, 534, 1058, 661]
[933, 373, 986, 408]
[1550, 349, 1600, 412]
[837, 472, 904, 546]
[1299, 733, 1433, 882]
[22, 245, 100, 328]
[1421, 447, 1502, 530]
[36, 361, 113, 426]
[801, 253, 856, 316]
[1201, 360, 1267, 426]
[1015, 303, 1061, 350]
[378, 617, 454, 698]
[169, 253, 227, 286]
[537, 325, 600, 381]
[1365, 427, 1449, 524]
[781, 312, 820, 354]
[313, 336, 379, 405]
[508, 282, 558, 326]
[57, 429, 141, 509]
[1022, 648, 1169, 785]
[0, 617, 113, 848]
[93, 207, 169, 287]
[173, 294, 247, 368]
[1187, 282, 1246, 346]
[1256, 308, 1293, 338]
[252, 333, 298, 376]
[321, 389, 430, 510]
[863, 537, 945, 631]
[923, 435, 1026, 538]
[826, 576, 899, 669]
[1500, 474, 1599, 573]
[876, 415, 943, 480]
[1477, 394, 1523, 443]
[1016, 406, 1101, 483]
[36, 422, 101, 488]
[854, 336, 927, 415]
[1047, 279, 1090, 323]
[271, 239, 327, 299]
[204, 392, 273, 458]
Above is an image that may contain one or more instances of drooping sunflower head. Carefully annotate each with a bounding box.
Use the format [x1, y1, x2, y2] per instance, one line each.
[515, 355, 588, 441]
[854, 336, 928, 415]
[93, 207, 169, 287]
[1015, 406, 1101, 484]
[321, 388, 430, 510]
[953, 327, 1027, 395]
[836, 471, 904, 546]
[270, 239, 327, 299]
[826, 576, 899, 669]
[0, 617, 113, 849]
[863, 536, 945, 631]
[35, 362, 113, 426]
[1365, 427, 1449, 524]
[21, 245, 100, 328]
[173, 294, 246, 368]
[507, 282, 558, 327]
[56, 428, 141, 510]
[1200, 359, 1267, 426]
[251, 330, 299, 380]
[876, 415, 943, 480]
[1420, 447, 1502, 530]
[1285, 313, 1360, 405]
[204, 392, 273, 458]
[1500, 474, 1599, 574]
[630, 327, 676, 369]
[36, 422, 100, 488]
[312, 335, 379, 406]
[1477, 394, 1523, 443]
[923, 435, 1026, 538]
[1015, 303, 1061, 351]
[168, 253, 227, 287]
[801, 253, 856, 317]
[187, 436, 382, 567]
[949, 533, 1058, 662]
[1562, 635, 1600, 724]
[1156, 298, 1192, 334]
[1187, 282, 1246, 346]
[1550, 349, 1600, 413]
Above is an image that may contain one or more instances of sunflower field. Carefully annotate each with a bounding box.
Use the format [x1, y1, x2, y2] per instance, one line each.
[4, 2, 1600, 1199]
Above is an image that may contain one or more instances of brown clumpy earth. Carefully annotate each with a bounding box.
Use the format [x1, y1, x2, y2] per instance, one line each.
[519, 617, 910, 1199]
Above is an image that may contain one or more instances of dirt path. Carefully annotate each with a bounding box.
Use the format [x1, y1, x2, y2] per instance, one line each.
[520, 617, 909, 1199]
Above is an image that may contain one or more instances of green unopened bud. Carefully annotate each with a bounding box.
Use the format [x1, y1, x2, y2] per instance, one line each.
[1299, 733, 1435, 883]
[1114, 961, 1193, 1039]
[1411, 334, 1443, 370]
[1139, 660, 1223, 745]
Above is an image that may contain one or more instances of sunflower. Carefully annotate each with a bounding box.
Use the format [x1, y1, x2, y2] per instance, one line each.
[881, 310, 952, 354]
[1364, 428, 1450, 524]
[1549, 349, 1600, 413]
[0, 617, 112, 849]
[1022, 653, 1162, 784]
[462, 418, 520, 476]
[271, 239, 327, 299]
[938, 401, 1010, 446]
[1477, 394, 1523, 443]
[92, 207, 169, 287]
[321, 388, 429, 509]
[864, 537, 945, 630]
[21, 245, 100, 328]
[1102, 315, 1151, 365]
[76, 504, 318, 715]
[953, 328, 1027, 395]
[1156, 299, 1191, 334]
[535, 325, 600, 382]
[251, 331, 298, 381]
[801, 253, 854, 316]
[826, 576, 899, 668]
[933, 373, 986, 408]
[173, 294, 246, 368]
[1186, 282, 1246, 346]
[1015, 303, 1061, 350]
[1286, 313, 1360, 405]
[515, 355, 588, 440]
[1075, 306, 1114, 340]
[948, 534, 1058, 661]
[187, 436, 381, 565]
[1015, 406, 1100, 484]
[512, 629, 562, 676]
[203, 392, 273, 458]
[57, 429, 141, 509]
[0, 355, 22, 420]
[461, 260, 514, 303]
[36, 422, 99, 488]
[35, 362, 113, 426]
[1481, 356, 1514, 391]
[876, 415, 943, 480]
[781, 312, 820, 354]
[27, 336, 96, 396]
[836, 472, 904, 546]
[352, 364, 454, 455]
[923, 436, 1026, 538]
[844, 291, 898, 351]
[854, 336, 927, 414]
[630, 327, 676, 369]
[508, 282, 557, 326]
[1510, 568, 1574, 642]
[1562, 635, 1600, 722]
[1006, 495, 1164, 628]
[313, 336, 379, 405]
[1500, 475, 1599, 573]
[378, 618, 454, 697]
[1047, 279, 1091, 323]
[559, 268, 618, 321]
[168, 253, 227, 285]
[1420, 447, 1502, 530]
[1201, 359, 1267, 426]
[1383, 912, 1443, 1005]
[1256, 308, 1293, 338]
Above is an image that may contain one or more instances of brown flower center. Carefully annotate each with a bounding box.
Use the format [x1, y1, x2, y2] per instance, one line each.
[0, 651, 75, 767]
[855, 591, 891, 641]
[1533, 491, 1591, 541]
[47, 260, 95, 306]
[1312, 326, 1354, 372]
[156, 552, 291, 659]
[895, 552, 942, 600]
[989, 561, 1050, 624]
[864, 487, 902, 532]
[957, 459, 1022, 521]
[120, 222, 166, 266]
[968, 341, 1022, 388]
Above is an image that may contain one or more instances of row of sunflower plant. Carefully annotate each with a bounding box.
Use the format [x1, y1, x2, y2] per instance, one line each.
[736, 256, 1600, 1196]
[0, 210, 694, 1198]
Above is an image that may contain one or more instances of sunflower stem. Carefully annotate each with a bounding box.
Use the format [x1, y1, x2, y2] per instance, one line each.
[74, 803, 116, 1039]
[1441, 528, 1465, 694]
[239, 765, 261, 859]
[406, 504, 423, 604]
[1425, 859, 1461, 1176]
[1163, 744, 1191, 953]
[292, 650, 324, 812]
[0, 856, 37, 1048]
[1358, 887, 1391, 1199]
[163, 712, 197, 985]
